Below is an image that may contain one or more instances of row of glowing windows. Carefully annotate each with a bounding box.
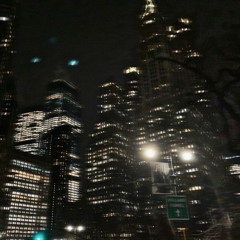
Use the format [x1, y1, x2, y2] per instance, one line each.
[103, 213, 134, 218]
[9, 203, 47, 209]
[12, 159, 46, 173]
[87, 185, 117, 192]
[68, 180, 79, 188]
[188, 186, 203, 191]
[7, 180, 42, 190]
[89, 172, 116, 180]
[104, 233, 134, 237]
[91, 177, 112, 182]
[87, 166, 117, 172]
[88, 191, 129, 200]
[15, 143, 41, 150]
[11, 191, 40, 200]
[90, 198, 132, 205]
[99, 92, 118, 99]
[95, 122, 123, 130]
[101, 82, 118, 88]
[123, 67, 140, 74]
[9, 169, 45, 181]
[8, 219, 45, 224]
[8, 214, 46, 219]
[88, 157, 127, 166]
[44, 116, 82, 129]
[47, 94, 81, 108]
[88, 150, 127, 159]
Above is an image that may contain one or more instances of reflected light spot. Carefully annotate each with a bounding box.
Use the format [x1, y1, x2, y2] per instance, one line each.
[68, 59, 79, 66]
[31, 57, 41, 63]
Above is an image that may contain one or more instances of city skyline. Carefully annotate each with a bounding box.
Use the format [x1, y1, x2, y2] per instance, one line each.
[1, 0, 240, 239]
[13, 0, 240, 131]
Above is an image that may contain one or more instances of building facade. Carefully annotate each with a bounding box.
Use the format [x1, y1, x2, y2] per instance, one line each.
[0, 0, 17, 150]
[86, 80, 137, 239]
[137, 0, 224, 238]
[14, 107, 45, 156]
[0, 150, 50, 240]
[44, 78, 83, 239]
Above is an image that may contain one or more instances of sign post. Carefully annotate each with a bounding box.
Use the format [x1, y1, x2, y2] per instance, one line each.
[166, 195, 189, 220]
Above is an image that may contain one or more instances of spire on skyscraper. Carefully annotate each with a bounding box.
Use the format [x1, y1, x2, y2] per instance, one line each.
[142, 0, 157, 17]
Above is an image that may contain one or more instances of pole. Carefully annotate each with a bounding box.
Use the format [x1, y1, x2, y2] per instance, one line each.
[169, 154, 177, 195]
[74, 229, 77, 240]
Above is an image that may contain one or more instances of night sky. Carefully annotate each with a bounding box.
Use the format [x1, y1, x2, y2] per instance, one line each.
[13, 0, 240, 131]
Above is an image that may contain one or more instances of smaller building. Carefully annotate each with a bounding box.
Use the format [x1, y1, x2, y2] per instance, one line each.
[0, 150, 50, 240]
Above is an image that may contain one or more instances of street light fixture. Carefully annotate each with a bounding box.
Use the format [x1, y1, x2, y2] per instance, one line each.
[142, 145, 196, 194]
[141, 144, 176, 194]
[179, 149, 194, 162]
[65, 225, 85, 240]
[141, 144, 159, 160]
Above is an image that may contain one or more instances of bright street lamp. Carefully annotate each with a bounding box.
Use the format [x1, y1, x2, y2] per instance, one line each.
[65, 225, 85, 240]
[179, 149, 194, 162]
[142, 145, 196, 195]
[141, 144, 159, 160]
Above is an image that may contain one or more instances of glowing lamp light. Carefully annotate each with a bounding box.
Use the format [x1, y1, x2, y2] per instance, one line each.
[0, 16, 9, 21]
[180, 149, 194, 162]
[76, 225, 85, 232]
[142, 144, 159, 160]
[65, 225, 74, 231]
[65, 225, 85, 233]
[68, 59, 79, 66]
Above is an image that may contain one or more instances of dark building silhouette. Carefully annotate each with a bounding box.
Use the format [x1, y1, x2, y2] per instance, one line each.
[0, 0, 17, 150]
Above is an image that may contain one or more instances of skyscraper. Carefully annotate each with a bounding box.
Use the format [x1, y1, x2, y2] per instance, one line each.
[0, 0, 17, 150]
[0, 2, 19, 238]
[0, 150, 50, 240]
[44, 77, 83, 239]
[138, 0, 224, 238]
[86, 80, 137, 239]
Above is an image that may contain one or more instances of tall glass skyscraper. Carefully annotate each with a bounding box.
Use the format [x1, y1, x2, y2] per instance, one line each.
[44, 78, 83, 239]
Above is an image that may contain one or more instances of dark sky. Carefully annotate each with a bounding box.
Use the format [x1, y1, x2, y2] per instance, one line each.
[13, 0, 240, 131]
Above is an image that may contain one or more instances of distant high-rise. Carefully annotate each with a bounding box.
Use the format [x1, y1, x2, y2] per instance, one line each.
[0, 150, 49, 240]
[14, 107, 45, 156]
[0, 0, 17, 149]
[0, 2, 18, 238]
[138, 0, 224, 238]
[44, 78, 83, 239]
[86, 80, 137, 239]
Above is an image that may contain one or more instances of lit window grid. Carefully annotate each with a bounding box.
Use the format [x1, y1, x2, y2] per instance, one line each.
[14, 111, 45, 142]
[4, 158, 49, 240]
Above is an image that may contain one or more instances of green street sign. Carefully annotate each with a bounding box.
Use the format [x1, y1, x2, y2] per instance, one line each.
[166, 195, 189, 220]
